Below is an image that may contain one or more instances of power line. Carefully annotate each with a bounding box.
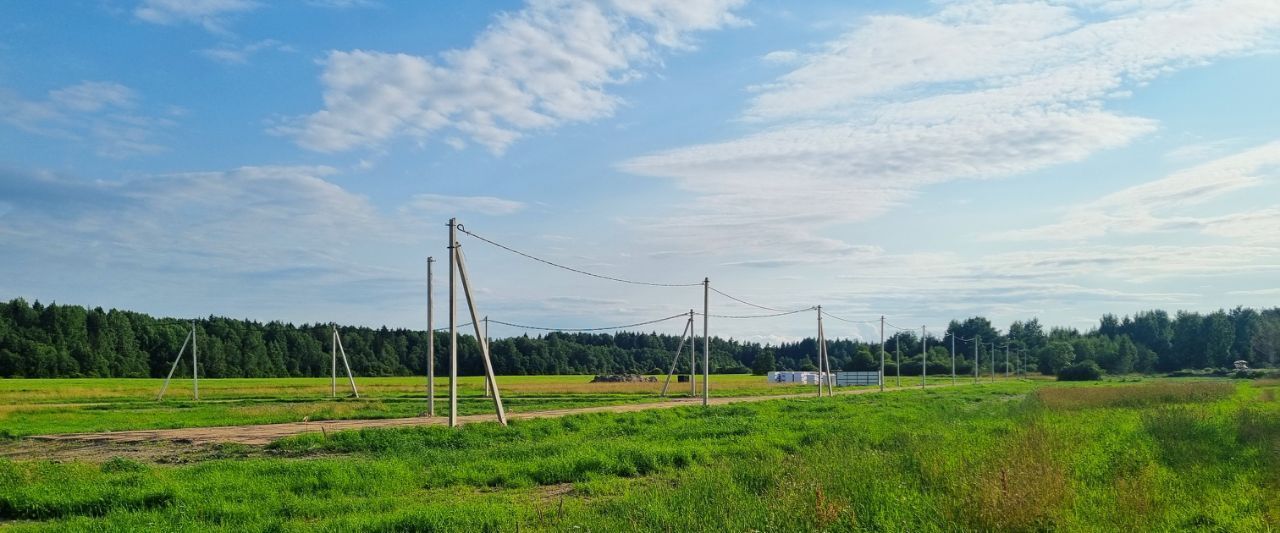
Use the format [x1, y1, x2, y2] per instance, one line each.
[819, 309, 879, 325]
[488, 312, 688, 332]
[456, 225, 701, 288]
[709, 286, 808, 313]
[696, 307, 815, 319]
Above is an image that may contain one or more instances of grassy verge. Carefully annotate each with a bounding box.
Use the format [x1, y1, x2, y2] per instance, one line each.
[3, 379, 1277, 531]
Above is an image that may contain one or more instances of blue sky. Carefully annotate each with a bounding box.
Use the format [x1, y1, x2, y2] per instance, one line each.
[3, 0, 1279, 343]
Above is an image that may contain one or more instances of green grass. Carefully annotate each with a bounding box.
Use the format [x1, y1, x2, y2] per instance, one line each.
[0, 374, 831, 436]
[2, 378, 1278, 530]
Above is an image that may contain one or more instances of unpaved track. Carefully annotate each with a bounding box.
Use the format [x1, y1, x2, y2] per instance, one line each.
[31, 383, 963, 446]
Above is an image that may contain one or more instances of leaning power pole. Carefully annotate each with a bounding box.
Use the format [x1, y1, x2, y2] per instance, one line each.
[427, 256, 435, 417]
[157, 323, 198, 401]
[659, 313, 694, 397]
[453, 222, 507, 425]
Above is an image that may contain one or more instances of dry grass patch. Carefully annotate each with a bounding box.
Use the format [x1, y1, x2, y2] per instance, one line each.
[968, 423, 1070, 531]
[1033, 381, 1234, 411]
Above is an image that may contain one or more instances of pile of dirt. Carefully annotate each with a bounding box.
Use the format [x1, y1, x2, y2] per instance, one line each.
[590, 374, 657, 383]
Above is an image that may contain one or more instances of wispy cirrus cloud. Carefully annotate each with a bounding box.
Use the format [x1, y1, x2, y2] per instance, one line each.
[277, 0, 747, 154]
[134, 0, 259, 34]
[0, 165, 526, 325]
[620, 0, 1280, 263]
[199, 38, 293, 64]
[995, 140, 1280, 241]
[0, 81, 173, 158]
[402, 194, 526, 216]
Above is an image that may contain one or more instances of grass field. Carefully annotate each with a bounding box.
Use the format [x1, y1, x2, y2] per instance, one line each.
[3, 377, 1276, 531]
[0, 374, 840, 436]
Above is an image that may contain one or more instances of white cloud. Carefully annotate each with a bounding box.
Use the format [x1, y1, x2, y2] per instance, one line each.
[48, 82, 136, 111]
[279, 0, 747, 154]
[0, 166, 530, 325]
[199, 39, 292, 64]
[305, 0, 377, 7]
[0, 81, 171, 158]
[760, 50, 799, 65]
[620, 0, 1280, 263]
[134, 0, 259, 33]
[403, 194, 526, 216]
[996, 140, 1280, 241]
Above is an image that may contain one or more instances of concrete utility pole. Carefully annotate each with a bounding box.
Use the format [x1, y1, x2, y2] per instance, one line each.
[879, 316, 886, 392]
[991, 343, 997, 382]
[1006, 344, 1010, 378]
[427, 256, 435, 417]
[483, 316, 491, 398]
[448, 218, 458, 427]
[950, 332, 956, 385]
[331, 324, 338, 397]
[702, 277, 710, 407]
[895, 335, 901, 387]
[974, 335, 980, 384]
[921, 325, 927, 389]
[191, 322, 198, 401]
[689, 310, 697, 397]
[816, 306, 825, 397]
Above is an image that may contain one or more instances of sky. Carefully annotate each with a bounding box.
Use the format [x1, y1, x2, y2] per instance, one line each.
[2, 0, 1280, 344]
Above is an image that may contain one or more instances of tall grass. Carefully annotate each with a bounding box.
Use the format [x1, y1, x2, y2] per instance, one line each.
[1031, 380, 1234, 410]
[2, 379, 1278, 530]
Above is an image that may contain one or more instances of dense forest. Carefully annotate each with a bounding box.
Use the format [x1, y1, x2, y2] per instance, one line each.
[0, 298, 1277, 379]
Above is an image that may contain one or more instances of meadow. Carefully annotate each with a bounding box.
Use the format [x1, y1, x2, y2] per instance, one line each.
[0, 374, 829, 437]
[2, 377, 1276, 531]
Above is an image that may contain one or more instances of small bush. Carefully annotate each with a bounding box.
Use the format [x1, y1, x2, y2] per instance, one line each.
[1056, 361, 1104, 381]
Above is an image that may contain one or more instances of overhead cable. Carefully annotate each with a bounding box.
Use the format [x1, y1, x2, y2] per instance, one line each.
[456, 225, 701, 287]
[708, 286, 807, 313]
[696, 307, 816, 319]
[488, 312, 688, 332]
[819, 309, 879, 325]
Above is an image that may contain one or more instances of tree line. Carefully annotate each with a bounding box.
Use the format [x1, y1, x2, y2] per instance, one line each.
[0, 298, 1276, 379]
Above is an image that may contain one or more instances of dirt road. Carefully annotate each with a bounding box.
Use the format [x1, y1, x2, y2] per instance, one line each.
[29, 383, 959, 447]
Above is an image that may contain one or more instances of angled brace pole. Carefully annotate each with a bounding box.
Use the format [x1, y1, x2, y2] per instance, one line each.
[157, 328, 192, 401]
[454, 242, 507, 426]
[660, 316, 693, 397]
[333, 327, 359, 397]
